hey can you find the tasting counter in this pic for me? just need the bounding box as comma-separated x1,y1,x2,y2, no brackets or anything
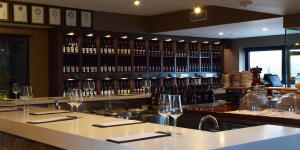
1,106,300,150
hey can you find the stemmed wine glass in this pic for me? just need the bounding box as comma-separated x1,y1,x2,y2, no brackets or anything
27,86,33,110
169,95,183,137
158,94,171,133
73,89,83,118
12,83,20,101
20,86,29,110
67,89,75,117
83,81,90,97
142,80,148,94
90,81,95,97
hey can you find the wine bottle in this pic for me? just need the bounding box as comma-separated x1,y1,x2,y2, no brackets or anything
63,59,66,72
117,41,120,54
111,41,115,54
85,39,89,54
82,39,85,54
66,59,70,72
90,60,94,73
124,41,128,55
108,40,111,54
70,38,74,53
100,40,104,54
75,38,79,53
75,59,79,72
121,41,124,55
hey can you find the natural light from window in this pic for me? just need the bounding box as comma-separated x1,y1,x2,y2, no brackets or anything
250,50,282,80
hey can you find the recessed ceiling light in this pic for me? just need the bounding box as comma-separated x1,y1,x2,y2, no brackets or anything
296,43,300,46
166,39,171,41
68,32,74,35
219,32,224,35
214,42,220,44
203,41,209,43
137,37,143,40
105,35,111,38
194,3,201,13
191,41,197,43
134,0,139,5
152,38,158,40
87,34,93,36
122,36,127,39
263,28,268,31
179,40,184,42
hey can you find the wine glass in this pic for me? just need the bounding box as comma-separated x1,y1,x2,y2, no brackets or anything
67,89,75,117
20,86,29,110
83,81,90,97
142,80,147,94
12,83,20,101
169,95,183,137
146,80,151,94
73,89,83,118
158,94,171,133
27,86,33,110
90,81,95,97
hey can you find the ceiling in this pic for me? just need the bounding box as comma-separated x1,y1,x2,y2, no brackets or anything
14,0,300,16
156,17,285,39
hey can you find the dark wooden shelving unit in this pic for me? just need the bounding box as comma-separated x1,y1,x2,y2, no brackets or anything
48,28,225,97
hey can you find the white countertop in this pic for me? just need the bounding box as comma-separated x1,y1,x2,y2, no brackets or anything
0,106,300,150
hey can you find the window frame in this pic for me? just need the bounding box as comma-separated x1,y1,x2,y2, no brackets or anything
244,45,286,85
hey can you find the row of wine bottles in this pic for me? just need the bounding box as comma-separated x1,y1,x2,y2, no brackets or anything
212,45,221,57
176,43,187,57
149,59,160,72
63,58,80,73
150,80,214,105
212,61,222,72
201,45,210,57
82,38,97,54
63,37,79,54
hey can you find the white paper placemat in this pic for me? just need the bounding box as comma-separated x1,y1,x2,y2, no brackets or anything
93,120,144,127
107,132,170,143
27,117,75,124
30,110,70,115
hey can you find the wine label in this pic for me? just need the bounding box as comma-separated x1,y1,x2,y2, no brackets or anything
108,89,111,95
63,66,65,72
108,66,111,72
66,47,70,53
71,47,74,53
86,48,89,54
104,48,107,54
94,66,97,72
66,66,70,72
128,49,130,55
120,66,123,72
82,48,85,53
100,90,104,95
104,90,108,95
117,49,120,54
111,90,114,95
108,48,111,54
100,48,103,54
118,89,120,94
63,47,65,53
89,48,93,53
75,47,79,53
127,90,130,94
112,66,115,72
128,66,131,72
76,66,79,72
94,91,97,95
82,66,85,72
90,66,94,72
86,66,90,72
93,48,97,54
112,48,115,54
121,90,124,94
82,91,85,97
100,66,103,72
86,91,89,96
104,66,107,72
124,66,127,72
121,49,124,54
124,49,127,55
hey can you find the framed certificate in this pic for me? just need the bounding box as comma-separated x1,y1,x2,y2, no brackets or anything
80,10,93,29
12,2,28,24
30,4,45,25
0,1,9,22
64,8,77,27
48,6,62,26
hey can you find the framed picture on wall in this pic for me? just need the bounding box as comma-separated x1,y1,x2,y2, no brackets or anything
12,2,29,24
30,4,45,25
79,9,93,29
0,1,10,22
64,8,77,28
48,6,62,26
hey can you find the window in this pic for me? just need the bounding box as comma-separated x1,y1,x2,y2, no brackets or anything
245,46,286,85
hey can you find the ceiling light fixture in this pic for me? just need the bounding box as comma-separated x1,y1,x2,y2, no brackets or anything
122,36,127,39
203,41,209,44
105,35,111,38
214,42,220,44
134,0,140,5
68,32,74,35
191,41,197,43
179,40,184,42
296,43,300,46
166,39,171,41
87,34,93,36
137,37,143,40
263,28,268,31
152,38,158,40
194,3,201,13
219,32,224,35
